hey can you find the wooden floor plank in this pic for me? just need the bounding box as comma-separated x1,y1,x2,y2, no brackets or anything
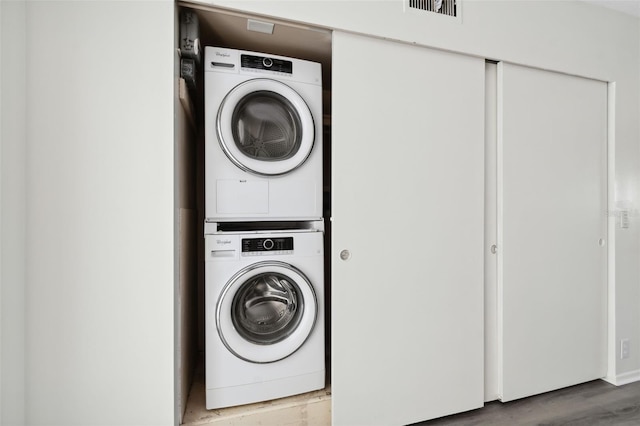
418,380,640,426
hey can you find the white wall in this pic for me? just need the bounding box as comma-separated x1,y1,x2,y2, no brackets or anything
1,0,27,424
21,1,175,424
203,0,640,382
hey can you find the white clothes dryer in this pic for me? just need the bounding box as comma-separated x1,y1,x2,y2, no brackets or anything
205,229,325,409
204,46,323,222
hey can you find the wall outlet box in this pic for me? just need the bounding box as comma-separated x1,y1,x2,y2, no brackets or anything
620,210,630,229
621,339,631,359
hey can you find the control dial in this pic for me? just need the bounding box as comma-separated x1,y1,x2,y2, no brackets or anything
263,239,274,250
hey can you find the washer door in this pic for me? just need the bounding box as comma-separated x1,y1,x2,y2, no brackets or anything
216,261,318,363
216,79,315,176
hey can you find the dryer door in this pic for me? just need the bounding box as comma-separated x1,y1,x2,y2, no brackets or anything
216,79,315,176
216,260,318,363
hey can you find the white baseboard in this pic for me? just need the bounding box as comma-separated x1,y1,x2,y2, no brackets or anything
603,370,640,386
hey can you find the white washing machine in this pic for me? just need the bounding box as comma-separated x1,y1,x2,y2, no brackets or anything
205,229,325,409
204,46,323,222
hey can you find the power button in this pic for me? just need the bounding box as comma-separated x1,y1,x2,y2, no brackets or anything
263,57,273,68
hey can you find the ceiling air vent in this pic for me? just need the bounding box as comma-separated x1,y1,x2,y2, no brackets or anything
408,0,457,17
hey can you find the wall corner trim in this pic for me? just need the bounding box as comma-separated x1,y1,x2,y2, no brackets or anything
603,370,640,386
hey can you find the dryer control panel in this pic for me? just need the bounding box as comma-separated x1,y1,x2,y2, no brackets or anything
241,54,293,74
242,237,293,256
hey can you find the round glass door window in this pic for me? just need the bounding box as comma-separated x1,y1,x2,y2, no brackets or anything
217,79,315,176
231,92,302,162
216,261,318,363
232,271,304,345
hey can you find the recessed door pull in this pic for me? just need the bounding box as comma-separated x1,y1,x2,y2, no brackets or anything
490,244,498,254
340,250,351,261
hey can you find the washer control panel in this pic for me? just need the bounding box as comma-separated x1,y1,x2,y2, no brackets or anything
241,237,294,256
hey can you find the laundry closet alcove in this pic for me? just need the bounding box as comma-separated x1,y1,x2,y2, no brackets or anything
176,3,333,424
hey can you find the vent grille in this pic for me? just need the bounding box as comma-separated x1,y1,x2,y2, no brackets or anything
408,0,457,17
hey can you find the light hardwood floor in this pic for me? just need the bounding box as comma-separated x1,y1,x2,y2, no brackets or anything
417,380,640,426
181,360,331,425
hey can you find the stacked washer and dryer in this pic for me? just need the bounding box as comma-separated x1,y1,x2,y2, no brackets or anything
203,46,325,409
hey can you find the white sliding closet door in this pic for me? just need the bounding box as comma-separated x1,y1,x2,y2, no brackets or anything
497,63,607,402
331,31,485,425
